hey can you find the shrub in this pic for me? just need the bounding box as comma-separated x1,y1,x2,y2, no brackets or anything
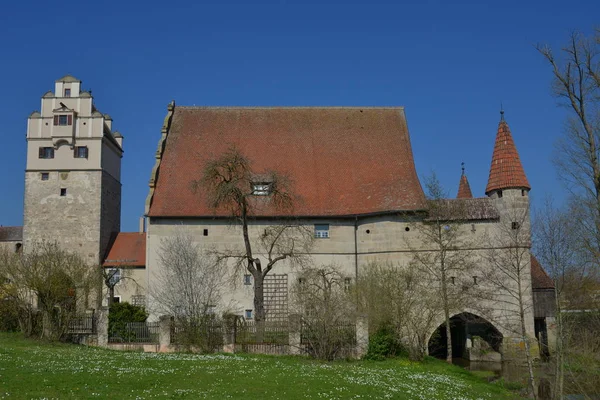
364,324,404,360
108,302,148,340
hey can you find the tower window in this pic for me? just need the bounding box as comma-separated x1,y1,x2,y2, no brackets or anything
60,188,67,196
245,309,253,320
54,115,72,126
203,229,208,236
38,147,54,159
497,190,503,198
74,146,88,158
243,274,252,285
344,277,352,292
314,224,330,238
41,172,49,181
473,276,478,285
511,222,521,230
64,88,71,97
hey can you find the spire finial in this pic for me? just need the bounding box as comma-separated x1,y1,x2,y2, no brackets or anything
461,162,465,176
500,103,505,121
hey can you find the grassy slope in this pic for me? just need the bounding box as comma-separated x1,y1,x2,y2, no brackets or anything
0,333,517,400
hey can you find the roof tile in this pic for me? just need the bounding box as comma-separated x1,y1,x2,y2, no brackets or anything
485,119,530,195
148,107,427,217
103,233,146,267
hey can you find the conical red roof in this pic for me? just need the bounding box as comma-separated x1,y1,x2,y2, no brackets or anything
485,118,530,195
457,173,473,199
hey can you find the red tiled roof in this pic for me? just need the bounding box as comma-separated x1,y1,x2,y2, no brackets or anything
485,119,530,195
531,255,554,289
456,174,473,199
103,233,146,267
148,107,427,217
0,226,22,242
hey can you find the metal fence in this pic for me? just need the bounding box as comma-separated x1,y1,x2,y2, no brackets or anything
235,320,290,345
67,314,96,334
171,319,223,351
109,321,159,343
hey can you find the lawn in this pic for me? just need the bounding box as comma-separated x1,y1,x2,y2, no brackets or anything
0,333,518,399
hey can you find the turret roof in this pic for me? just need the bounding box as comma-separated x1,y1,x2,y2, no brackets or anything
485,115,530,195
457,170,473,199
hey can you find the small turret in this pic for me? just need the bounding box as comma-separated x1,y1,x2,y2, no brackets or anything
456,162,473,199
485,110,530,198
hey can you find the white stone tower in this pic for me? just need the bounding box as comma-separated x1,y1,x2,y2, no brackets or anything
23,75,123,269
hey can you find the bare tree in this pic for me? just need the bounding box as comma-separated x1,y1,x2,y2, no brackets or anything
199,147,314,324
290,264,356,360
356,261,443,361
150,232,226,349
534,199,600,399
102,267,140,307
484,209,537,399
410,174,478,363
0,242,96,340
537,30,600,267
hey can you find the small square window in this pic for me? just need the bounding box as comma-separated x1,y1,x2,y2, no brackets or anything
252,182,271,196
38,147,54,159
59,115,68,126
314,224,329,238
497,190,503,198
64,88,71,97
54,114,72,126
298,277,306,285
60,188,67,196
243,274,252,285
344,277,352,292
511,222,520,230
74,146,88,158
203,229,208,236
473,276,478,285
245,309,253,320
450,276,456,285
41,172,49,181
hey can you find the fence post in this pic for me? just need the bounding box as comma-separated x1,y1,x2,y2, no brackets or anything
289,314,302,355
356,314,369,359
222,314,236,353
158,315,172,352
96,307,109,348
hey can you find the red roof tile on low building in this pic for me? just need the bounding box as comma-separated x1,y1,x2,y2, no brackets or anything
531,255,554,289
457,174,473,199
0,226,22,242
485,117,530,195
103,233,146,267
147,107,427,217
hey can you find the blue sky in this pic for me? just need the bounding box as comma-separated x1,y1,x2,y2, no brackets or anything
0,0,598,232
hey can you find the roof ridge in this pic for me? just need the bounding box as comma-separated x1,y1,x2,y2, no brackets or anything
176,106,406,110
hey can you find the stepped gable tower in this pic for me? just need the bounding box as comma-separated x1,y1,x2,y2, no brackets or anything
456,163,473,199
23,75,123,267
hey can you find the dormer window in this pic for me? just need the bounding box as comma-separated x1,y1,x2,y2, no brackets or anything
54,115,72,126
64,88,71,97
252,182,271,196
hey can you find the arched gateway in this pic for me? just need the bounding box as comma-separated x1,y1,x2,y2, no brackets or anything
428,312,503,361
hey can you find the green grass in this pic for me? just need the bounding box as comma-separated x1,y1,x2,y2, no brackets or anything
0,333,518,399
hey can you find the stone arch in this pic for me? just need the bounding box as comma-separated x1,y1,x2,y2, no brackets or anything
427,311,503,361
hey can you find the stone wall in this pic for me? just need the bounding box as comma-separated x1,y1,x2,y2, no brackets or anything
23,170,103,266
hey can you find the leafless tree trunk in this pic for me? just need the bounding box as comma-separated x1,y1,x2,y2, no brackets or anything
291,265,356,360
410,174,478,363
199,147,313,326
484,209,537,399
150,232,226,350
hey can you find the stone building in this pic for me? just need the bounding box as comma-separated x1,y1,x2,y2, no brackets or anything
21,75,123,307
8,76,556,359
143,104,548,359
0,226,23,254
